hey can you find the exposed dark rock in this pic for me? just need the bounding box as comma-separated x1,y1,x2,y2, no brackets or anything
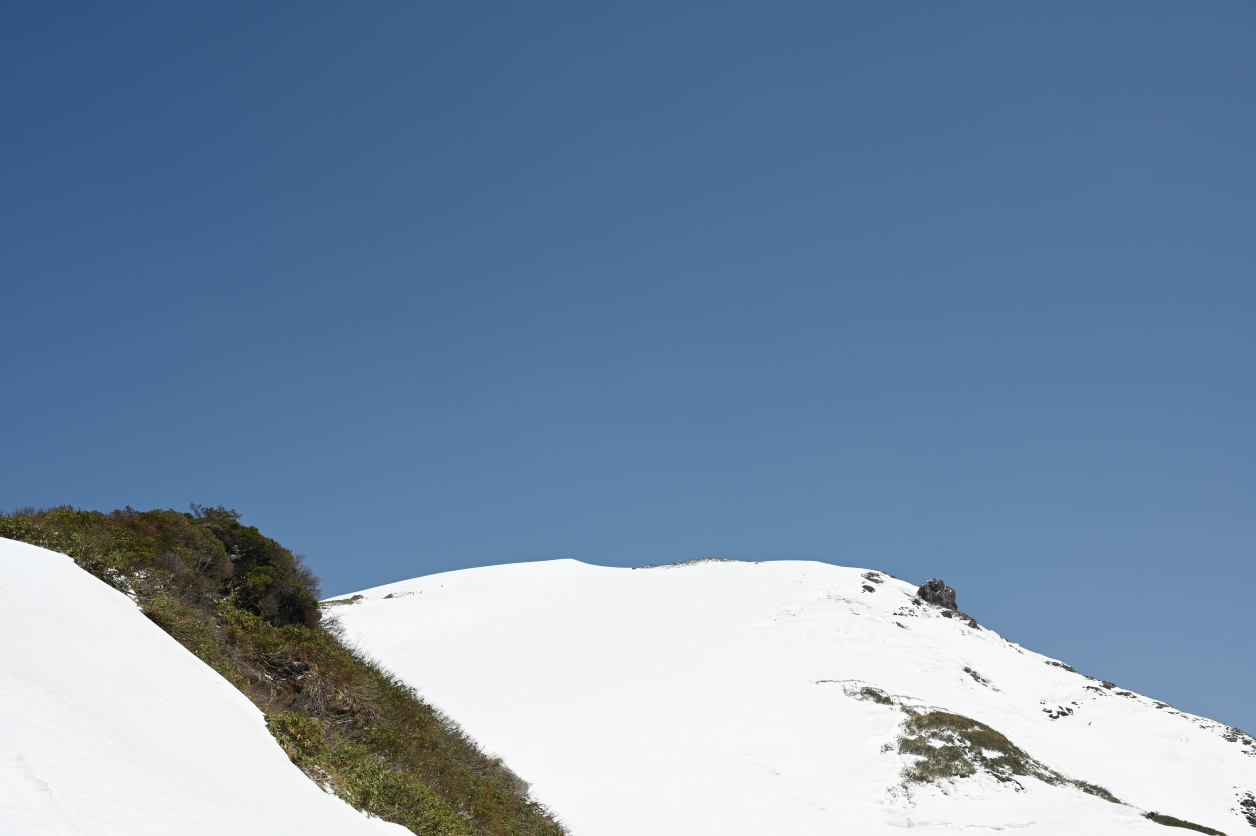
1238,790,1255,827
917,578,957,611
862,584,876,593
963,666,992,687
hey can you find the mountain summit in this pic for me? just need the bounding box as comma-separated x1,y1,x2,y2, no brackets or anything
330,558,1256,836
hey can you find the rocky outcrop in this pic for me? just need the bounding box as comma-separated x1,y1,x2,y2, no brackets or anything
917,578,957,611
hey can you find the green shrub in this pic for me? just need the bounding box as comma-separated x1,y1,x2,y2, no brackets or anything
1,506,564,836
1143,812,1226,834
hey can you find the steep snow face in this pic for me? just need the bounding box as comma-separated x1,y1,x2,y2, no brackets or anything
0,538,407,836
332,559,1256,836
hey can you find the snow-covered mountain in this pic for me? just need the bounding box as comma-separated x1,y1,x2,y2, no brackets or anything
331,558,1256,836
0,537,407,836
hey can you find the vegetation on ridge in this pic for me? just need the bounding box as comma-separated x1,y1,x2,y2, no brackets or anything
896,709,1118,802
841,682,1229,834
1142,812,1227,835
0,505,565,836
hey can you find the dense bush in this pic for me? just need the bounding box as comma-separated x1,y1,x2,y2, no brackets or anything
0,506,565,836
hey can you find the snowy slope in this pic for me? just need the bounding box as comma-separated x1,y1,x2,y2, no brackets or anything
331,559,1256,836
0,537,407,836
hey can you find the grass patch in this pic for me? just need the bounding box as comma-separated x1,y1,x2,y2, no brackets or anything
895,709,1119,802
834,681,897,706
1144,812,1227,834
856,686,895,705
898,711,1038,785
1,506,564,836
323,594,365,606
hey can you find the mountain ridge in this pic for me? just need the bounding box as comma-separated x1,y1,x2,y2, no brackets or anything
331,558,1256,836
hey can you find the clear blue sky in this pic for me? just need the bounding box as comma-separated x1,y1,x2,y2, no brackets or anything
2,3,1253,732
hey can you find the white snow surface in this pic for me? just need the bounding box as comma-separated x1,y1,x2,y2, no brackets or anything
331,558,1256,836
0,537,410,836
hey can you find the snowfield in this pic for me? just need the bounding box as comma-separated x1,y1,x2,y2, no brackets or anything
0,537,407,836
331,558,1256,836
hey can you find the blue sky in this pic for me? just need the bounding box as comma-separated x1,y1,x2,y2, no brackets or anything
2,3,1253,731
